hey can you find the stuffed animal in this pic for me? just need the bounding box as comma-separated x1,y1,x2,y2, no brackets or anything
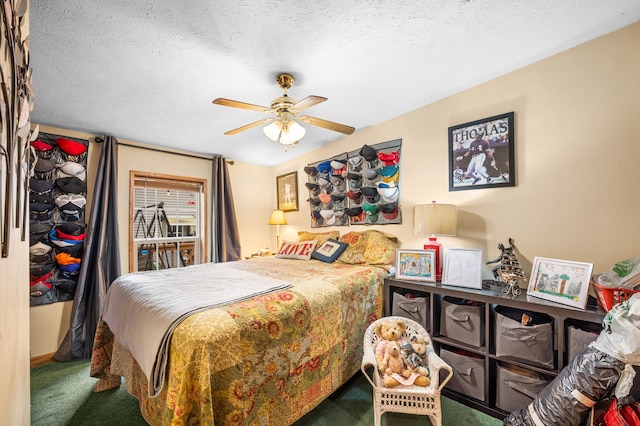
374,319,429,387
401,333,431,382
374,319,407,370
383,340,412,383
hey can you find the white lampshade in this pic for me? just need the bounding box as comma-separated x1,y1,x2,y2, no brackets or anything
263,121,284,141
268,209,287,225
263,119,306,146
414,202,458,236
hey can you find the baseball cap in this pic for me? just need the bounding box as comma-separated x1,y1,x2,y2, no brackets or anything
348,155,363,172
344,206,364,222
360,187,380,203
379,202,399,220
56,137,87,156
359,145,377,162
56,162,86,181
362,203,379,222
303,166,318,177
316,161,332,174
346,190,362,204
55,177,87,194
378,151,399,166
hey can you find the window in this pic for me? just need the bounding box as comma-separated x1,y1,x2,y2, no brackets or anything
130,172,207,272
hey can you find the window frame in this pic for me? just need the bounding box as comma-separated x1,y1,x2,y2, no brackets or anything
129,171,208,272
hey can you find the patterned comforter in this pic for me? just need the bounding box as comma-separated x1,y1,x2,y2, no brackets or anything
90,257,388,425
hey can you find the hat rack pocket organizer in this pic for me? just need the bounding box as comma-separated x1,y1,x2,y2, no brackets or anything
28,132,89,306
304,139,402,228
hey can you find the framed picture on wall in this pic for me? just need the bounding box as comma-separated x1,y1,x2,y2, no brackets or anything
448,112,515,191
276,171,299,212
527,257,593,309
395,249,437,282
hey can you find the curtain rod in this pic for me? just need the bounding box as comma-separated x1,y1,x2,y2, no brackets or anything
94,137,235,165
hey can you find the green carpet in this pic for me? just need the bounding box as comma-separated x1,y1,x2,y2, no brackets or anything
31,360,502,425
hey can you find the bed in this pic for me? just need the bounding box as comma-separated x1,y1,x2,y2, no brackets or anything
90,230,397,425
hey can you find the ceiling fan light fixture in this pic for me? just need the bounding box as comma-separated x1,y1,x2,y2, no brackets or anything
264,119,305,146
280,120,305,145
263,120,283,141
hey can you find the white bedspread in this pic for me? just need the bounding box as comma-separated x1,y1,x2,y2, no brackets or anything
101,261,291,397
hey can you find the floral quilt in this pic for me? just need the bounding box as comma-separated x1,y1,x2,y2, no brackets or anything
90,257,388,425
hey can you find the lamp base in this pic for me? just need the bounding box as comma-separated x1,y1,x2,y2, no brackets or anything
424,237,443,281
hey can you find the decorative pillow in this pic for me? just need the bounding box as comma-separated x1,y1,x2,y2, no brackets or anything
275,240,318,260
336,230,398,265
297,230,340,245
311,238,349,263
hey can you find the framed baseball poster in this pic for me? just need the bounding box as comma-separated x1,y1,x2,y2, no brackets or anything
448,112,515,191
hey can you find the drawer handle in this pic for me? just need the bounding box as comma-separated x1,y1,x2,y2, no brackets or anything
505,380,540,399
446,311,470,322
452,365,474,377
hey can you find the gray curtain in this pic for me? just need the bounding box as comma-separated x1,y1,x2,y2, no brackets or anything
211,156,241,262
54,136,121,361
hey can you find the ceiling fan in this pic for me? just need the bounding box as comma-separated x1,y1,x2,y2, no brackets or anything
212,73,355,147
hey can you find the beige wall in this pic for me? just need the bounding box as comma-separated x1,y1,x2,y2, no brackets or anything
272,22,640,277
0,218,30,424
0,4,31,423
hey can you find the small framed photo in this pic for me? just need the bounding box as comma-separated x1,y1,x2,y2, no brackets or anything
442,248,483,289
449,112,515,191
527,257,593,309
395,249,437,282
276,171,299,212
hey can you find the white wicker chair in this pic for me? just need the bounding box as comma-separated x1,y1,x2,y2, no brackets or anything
361,316,453,426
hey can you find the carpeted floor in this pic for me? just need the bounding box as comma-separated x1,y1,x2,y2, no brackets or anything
31,360,503,425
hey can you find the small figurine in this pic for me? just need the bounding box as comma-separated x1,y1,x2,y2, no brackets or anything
486,238,525,296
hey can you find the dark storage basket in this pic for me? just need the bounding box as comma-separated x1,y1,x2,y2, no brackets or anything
494,306,554,368
392,291,429,330
440,347,485,401
495,362,551,413
440,296,485,347
567,320,601,363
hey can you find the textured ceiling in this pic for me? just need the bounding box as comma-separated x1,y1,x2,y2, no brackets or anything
30,1,640,166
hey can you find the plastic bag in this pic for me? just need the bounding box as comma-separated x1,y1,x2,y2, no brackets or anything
592,293,640,365
503,346,626,426
596,256,640,289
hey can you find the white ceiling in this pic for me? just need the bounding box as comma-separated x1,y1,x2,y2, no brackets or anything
29,1,640,166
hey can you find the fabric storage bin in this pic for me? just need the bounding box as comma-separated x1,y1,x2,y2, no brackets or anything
392,291,428,329
567,321,601,363
494,306,554,368
495,362,551,413
440,296,485,347
440,347,485,401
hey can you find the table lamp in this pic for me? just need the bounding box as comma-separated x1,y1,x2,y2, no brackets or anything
414,202,458,281
268,209,287,251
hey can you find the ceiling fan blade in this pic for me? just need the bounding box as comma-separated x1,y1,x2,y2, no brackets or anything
224,118,273,135
298,115,355,135
212,98,270,113
290,95,327,112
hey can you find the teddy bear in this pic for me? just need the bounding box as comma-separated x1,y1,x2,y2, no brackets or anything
374,319,407,369
374,319,429,387
400,333,431,384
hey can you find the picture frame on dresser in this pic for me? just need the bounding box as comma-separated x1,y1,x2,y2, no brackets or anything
448,111,515,191
395,249,437,282
442,248,483,289
527,256,593,309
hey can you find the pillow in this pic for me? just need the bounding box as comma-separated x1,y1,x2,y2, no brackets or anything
311,238,349,263
275,240,318,260
336,230,398,265
297,230,340,245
